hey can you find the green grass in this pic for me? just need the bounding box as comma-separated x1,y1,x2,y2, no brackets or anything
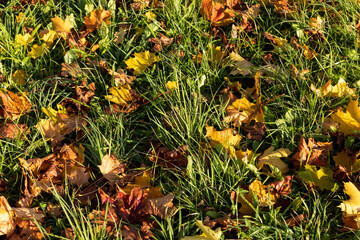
1,0,360,239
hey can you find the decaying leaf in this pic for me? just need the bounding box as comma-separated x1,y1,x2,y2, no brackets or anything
298,165,336,190
108,68,135,86
242,122,267,141
0,90,31,120
310,78,355,98
61,62,82,78
148,33,174,52
269,175,293,197
285,214,306,227
145,193,176,219
0,196,15,237
124,51,161,75
331,100,360,135
257,146,291,173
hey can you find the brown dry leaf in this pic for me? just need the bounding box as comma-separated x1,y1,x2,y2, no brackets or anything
130,0,151,10
0,123,28,140
148,145,188,168
108,68,136,86
285,214,306,227
148,33,174,52
68,166,89,187
145,193,176,219
0,196,15,237
200,0,236,26
84,9,111,31
242,122,267,141
332,165,351,182
0,90,31,120
262,0,293,16
224,96,264,127
36,113,87,143
290,137,332,169
269,175,293,198
310,78,355,98
98,154,126,182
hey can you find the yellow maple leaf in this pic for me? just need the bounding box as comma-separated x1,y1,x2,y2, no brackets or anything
338,182,360,229
224,97,264,127
298,165,336,190
51,15,74,38
16,12,27,23
28,43,48,59
40,29,58,44
205,125,241,155
15,33,34,46
181,220,223,240
331,100,360,135
333,151,360,173
124,51,161,75
122,171,164,199
41,105,67,124
12,70,26,86
257,146,291,173
104,85,133,106
310,78,355,98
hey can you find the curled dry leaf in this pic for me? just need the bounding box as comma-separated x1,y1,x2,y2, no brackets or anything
0,196,15,237
290,137,332,168
0,90,31,120
269,175,293,197
332,165,351,182
338,182,360,229
310,78,355,98
145,193,176,219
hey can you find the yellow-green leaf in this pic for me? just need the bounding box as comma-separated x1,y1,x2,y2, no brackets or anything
331,100,360,135
124,51,161,75
298,165,336,190
28,43,48,59
12,70,26,86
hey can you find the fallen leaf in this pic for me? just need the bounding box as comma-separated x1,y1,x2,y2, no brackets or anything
98,154,126,182
333,151,360,173
148,145,188,168
269,175,293,197
205,126,241,155
84,9,111,31
229,52,254,76
332,165,351,182
51,15,74,35
310,78,355,98
108,68,135,86
193,45,227,66
290,137,332,168
28,43,48,59
40,29,58,44
0,123,28,140
303,44,317,60
12,70,27,86
130,0,151,10
298,165,336,190
104,84,134,107
148,33,174,52
15,33,34,46
145,11,156,22
200,0,235,27
181,220,223,240
331,100,360,135
124,51,161,75
224,96,264,127
257,146,291,173
61,62,82,78
285,214,306,227
0,196,15,237
242,122,267,141
0,90,31,120
145,193,176,219
338,182,360,229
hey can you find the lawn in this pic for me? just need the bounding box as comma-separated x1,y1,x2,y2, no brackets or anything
0,0,360,239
